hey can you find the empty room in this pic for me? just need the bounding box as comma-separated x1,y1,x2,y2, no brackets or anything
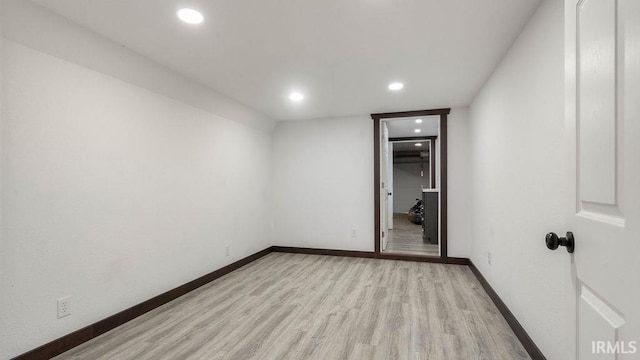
1,0,639,359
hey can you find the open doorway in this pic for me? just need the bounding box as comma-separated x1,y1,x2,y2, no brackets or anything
385,138,438,256
372,108,450,259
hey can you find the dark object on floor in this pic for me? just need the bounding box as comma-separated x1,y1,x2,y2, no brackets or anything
423,191,439,244
407,199,423,224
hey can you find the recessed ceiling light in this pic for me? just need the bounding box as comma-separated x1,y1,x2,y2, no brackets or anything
415,119,423,124
289,92,304,102
177,8,204,24
414,129,421,133
415,143,423,147
388,82,404,91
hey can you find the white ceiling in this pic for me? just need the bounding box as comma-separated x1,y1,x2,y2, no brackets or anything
393,141,431,152
386,116,439,137
31,0,541,121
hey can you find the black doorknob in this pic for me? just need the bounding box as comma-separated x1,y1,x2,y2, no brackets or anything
545,232,575,253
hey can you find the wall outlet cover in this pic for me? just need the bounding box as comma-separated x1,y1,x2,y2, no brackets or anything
57,296,71,319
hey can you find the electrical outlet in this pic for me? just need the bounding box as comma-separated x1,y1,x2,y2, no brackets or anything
225,245,230,257
351,228,358,237
57,296,71,319
487,252,492,265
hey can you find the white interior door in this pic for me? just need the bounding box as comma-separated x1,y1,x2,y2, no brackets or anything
565,0,640,359
387,141,394,230
381,122,390,251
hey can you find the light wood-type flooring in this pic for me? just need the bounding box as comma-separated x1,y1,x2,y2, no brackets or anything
384,213,439,256
53,253,530,360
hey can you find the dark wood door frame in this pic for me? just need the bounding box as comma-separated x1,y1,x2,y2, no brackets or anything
372,108,450,259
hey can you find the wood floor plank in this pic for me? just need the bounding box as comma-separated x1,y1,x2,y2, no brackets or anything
52,253,530,360
384,213,439,256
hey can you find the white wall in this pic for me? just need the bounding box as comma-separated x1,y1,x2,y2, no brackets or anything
272,109,471,258
0,7,4,345
467,0,567,359
0,2,274,358
393,163,429,213
271,116,375,251
0,0,275,132
447,107,471,258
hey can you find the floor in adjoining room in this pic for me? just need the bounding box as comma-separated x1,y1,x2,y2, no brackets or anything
384,213,439,256
53,253,530,360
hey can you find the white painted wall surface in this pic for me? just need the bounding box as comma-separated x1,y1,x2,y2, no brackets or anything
0,6,4,347
0,0,275,132
446,107,471,258
272,109,471,258
271,116,375,252
467,0,567,359
0,3,274,358
393,163,429,213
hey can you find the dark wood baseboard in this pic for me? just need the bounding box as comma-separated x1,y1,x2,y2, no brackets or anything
271,246,470,265
376,253,470,265
271,246,374,258
12,247,273,360
468,260,547,360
